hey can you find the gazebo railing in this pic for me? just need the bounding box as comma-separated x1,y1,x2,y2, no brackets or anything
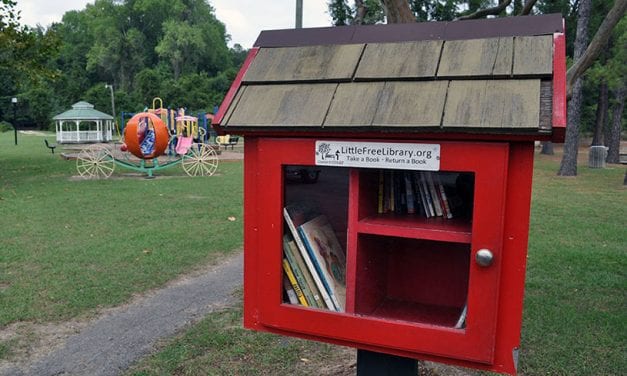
57,130,112,143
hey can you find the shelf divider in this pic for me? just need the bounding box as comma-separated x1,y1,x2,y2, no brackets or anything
357,214,472,244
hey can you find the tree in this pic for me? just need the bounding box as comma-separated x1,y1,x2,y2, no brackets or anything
329,0,353,25
0,0,60,127
604,16,626,164
327,0,384,25
155,20,206,80
559,0,626,175
456,0,512,20
606,85,625,164
557,0,591,176
565,0,627,99
380,0,416,22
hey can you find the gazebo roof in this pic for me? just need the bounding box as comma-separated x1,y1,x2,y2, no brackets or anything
53,101,113,121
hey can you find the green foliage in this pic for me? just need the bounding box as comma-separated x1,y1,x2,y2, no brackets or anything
328,0,353,25
0,120,12,132
155,20,207,79
410,0,461,21
1,0,19,30
0,0,243,130
21,83,59,129
0,1,61,105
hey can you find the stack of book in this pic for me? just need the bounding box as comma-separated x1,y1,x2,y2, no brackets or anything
378,170,459,219
282,204,346,312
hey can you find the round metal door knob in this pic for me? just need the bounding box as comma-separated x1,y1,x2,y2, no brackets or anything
475,249,494,267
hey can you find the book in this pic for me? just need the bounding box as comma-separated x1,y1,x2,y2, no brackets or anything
283,236,315,307
284,235,324,308
377,170,384,214
412,172,429,218
283,205,336,310
404,171,415,214
425,172,443,217
297,215,347,312
419,172,435,217
388,170,395,213
282,258,309,306
393,171,403,213
455,303,468,329
435,174,453,219
288,238,325,309
283,276,299,305
434,176,448,218
383,170,391,213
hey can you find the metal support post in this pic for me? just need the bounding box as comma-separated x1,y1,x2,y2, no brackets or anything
356,350,418,376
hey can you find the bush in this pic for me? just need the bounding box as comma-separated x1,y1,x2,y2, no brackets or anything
0,121,13,132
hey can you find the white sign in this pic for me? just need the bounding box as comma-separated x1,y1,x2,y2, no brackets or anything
315,141,440,171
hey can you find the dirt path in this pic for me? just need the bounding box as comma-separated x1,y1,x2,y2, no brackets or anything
0,249,476,376
1,252,243,376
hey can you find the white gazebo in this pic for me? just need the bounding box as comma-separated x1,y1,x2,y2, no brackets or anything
53,101,114,143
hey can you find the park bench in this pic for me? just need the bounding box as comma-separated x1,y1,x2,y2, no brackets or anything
216,135,240,150
44,139,57,154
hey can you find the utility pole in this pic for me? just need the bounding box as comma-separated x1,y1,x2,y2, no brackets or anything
105,84,116,120
296,0,303,28
11,97,17,145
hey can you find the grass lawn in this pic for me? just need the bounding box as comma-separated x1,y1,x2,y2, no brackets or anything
128,147,626,376
0,132,243,331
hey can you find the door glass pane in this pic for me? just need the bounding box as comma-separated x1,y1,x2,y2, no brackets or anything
282,166,349,312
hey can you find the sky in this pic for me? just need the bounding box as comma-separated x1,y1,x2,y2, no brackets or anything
15,0,332,48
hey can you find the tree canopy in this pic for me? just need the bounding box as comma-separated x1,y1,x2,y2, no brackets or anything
1,0,243,129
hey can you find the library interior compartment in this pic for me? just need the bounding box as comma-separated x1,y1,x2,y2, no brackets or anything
282,164,476,329
349,235,470,328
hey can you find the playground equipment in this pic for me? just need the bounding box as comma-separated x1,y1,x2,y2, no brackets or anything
75,111,218,179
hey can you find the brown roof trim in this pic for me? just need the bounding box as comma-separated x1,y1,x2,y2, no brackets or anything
254,13,563,47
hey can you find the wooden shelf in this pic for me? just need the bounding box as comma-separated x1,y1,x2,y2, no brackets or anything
359,299,464,328
357,214,472,244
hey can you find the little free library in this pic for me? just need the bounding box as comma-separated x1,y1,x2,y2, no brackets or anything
213,13,566,376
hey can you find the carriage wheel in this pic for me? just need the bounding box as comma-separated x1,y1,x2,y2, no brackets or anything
182,143,218,177
76,145,115,179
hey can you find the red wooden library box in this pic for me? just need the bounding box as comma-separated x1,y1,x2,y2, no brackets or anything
213,14,566,375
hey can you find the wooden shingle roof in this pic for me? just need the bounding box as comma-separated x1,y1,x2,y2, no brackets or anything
215,14,566,140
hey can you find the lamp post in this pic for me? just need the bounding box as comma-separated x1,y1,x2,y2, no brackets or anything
105,84,116,140
104,84,116,120
295,0,303,28
11,97,17,145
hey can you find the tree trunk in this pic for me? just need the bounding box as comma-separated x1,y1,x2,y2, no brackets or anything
355,0,366,25
520,0,539,15
591,80,609,146
558,0,592,176
589,80,609,168
456,0,513,20
606,85,626,164
566,0,627,99
380,0,415,23
541,141,554,155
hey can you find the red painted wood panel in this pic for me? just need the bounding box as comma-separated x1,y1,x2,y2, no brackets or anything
551,32,567,142
244,138,513,366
